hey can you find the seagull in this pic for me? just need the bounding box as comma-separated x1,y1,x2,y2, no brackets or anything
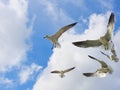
83,55,113,78
72,12,114,50
51,67,75,78
100,41,119,62
44,22,77,49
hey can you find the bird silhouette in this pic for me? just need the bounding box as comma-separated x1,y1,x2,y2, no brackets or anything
44,22,77,49
83,55,113,77
73,12,114,50
51,67,75,78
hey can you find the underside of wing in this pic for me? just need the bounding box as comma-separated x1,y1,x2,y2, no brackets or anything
51,70,61,73
72,39,102,48
83,72,95,77
104,12,114,41
64,67,75,73
54,22,77,39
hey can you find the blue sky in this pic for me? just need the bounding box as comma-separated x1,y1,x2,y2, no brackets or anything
0,0,120,90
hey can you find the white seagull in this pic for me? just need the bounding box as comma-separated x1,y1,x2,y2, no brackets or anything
73,12,114,50
83,55,113,78
44,22,77,49
51,67,75,78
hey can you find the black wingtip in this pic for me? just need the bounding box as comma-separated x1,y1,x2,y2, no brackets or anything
100,51,104,54
88,55,93,59
72,42,76,45
108,12,114,24
111,12,114,17
88,55,97,60
72,67,76,69
72,42,83,48
83,73,93,77
72,22,78,26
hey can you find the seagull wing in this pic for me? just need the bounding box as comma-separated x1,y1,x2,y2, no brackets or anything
51,70,61,74
63,67,75,73
54,22,77,39
88,55,108,68
72,39,102,48
104,12,114,41
83,72,96,77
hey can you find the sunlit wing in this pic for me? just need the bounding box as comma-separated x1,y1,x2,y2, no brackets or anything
72,39,102,48
51,70,61,73
54,22,77,39
88,55,108,68
104,12,114,41
63,67,75,73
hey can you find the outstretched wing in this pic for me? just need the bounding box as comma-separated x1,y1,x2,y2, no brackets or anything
72,39,102,48
54,22,77,39
51,70,61,74
88,55,108,68
63,67,75,73
83,72,96,77
104,12,114,41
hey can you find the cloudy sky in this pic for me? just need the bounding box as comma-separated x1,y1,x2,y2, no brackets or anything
0,0,120,90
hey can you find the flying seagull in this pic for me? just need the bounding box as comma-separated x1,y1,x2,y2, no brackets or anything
51,67,75,78
83,55,113,78
72,12,114,50
100,41,119,62
44,22,77,49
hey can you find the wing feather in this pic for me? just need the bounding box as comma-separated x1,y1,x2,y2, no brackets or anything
83,73,95,77
72,39,102,48
54,22,77,39
104,12,114,41
88,55,108,68
51,70,61,73
63,67,75,73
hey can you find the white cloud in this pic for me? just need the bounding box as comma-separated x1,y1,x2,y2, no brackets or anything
32,12,120,90
19,63,42,84
98,0,114,10
0,0,32,72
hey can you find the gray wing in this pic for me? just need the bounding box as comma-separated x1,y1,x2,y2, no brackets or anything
72,39,102,48
51,70,61,74
83,72,96,77
104,12,114,41
54,22,77,39
88,55,108,68
63,67,75,73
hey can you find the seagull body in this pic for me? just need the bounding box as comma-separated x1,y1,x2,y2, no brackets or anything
73,13,114,50
83,55,113,78
44,22,77,49
51,67,75,78
100,42,119,62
